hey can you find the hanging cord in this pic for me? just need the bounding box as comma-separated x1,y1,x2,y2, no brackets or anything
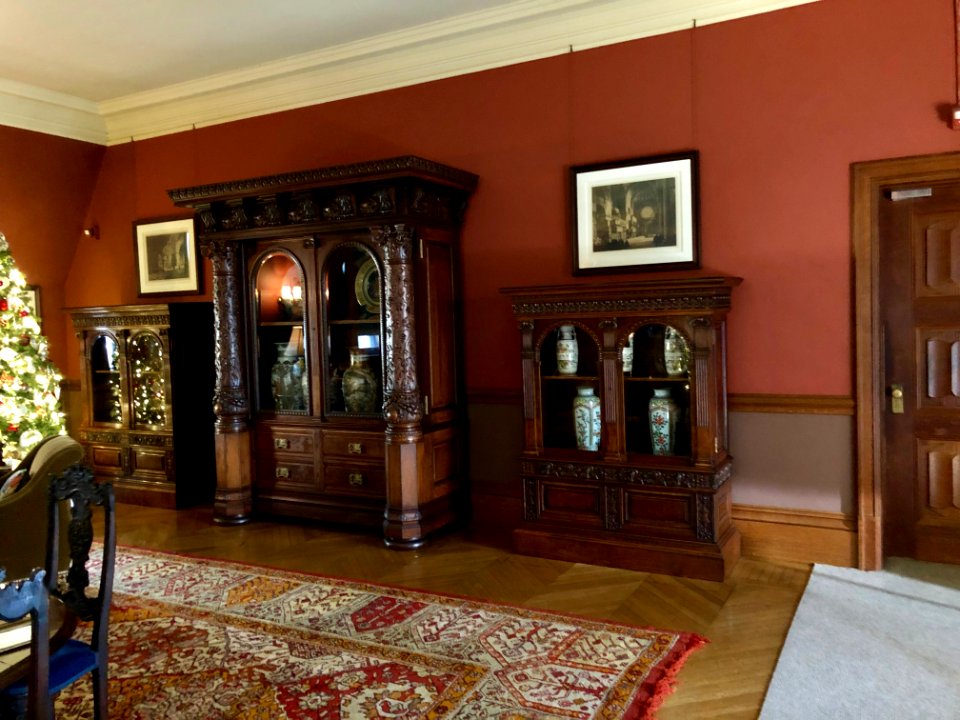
954,0,960,128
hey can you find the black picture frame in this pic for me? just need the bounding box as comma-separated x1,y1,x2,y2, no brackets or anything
570,151,700,274
133,217,201,296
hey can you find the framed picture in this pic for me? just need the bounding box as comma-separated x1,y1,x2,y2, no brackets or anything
22,284,40,321
133,217,201,296
570,151,699,274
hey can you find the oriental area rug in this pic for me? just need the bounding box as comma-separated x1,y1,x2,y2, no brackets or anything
55,547,705,719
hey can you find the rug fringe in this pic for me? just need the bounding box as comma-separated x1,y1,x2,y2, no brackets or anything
629,633,709,720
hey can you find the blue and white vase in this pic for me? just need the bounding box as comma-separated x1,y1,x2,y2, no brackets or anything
556,325,578,375
649,387,678,455
573,386,601,452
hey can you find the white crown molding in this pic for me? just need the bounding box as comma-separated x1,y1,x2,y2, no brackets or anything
0,79,105,145
0,0,818,146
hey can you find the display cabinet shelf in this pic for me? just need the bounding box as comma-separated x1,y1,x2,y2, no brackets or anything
503,276,741,581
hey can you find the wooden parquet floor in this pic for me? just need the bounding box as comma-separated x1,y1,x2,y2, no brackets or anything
113,503,810,719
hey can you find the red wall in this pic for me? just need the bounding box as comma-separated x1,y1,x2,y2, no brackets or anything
0,126,102,369
59,0,960,392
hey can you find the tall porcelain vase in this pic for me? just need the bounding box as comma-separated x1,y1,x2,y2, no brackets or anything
573,386,601,452
556,325,578,375
648,387,678,456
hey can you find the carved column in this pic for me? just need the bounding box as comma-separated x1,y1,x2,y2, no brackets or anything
201,237,253,524
371,224,425,548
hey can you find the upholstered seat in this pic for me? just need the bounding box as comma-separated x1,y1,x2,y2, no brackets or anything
0,436,83,582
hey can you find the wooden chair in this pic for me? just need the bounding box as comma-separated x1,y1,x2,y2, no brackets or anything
0,464,115,719
0,568,52,720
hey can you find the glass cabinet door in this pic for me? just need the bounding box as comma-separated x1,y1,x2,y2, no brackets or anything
253,250,308,413
90,333,122,425
622,323,691,457
538,323,601,452
128,330,167,428
322,244,382,416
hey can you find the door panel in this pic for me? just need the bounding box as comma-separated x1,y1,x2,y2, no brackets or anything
881,182,960,564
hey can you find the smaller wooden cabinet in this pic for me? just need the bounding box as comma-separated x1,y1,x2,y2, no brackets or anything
71,304,216,508
502,276,741,581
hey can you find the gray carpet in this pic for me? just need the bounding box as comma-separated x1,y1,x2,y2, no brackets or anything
759,558,960,719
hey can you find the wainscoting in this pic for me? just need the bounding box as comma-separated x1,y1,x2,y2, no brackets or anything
467,391,858,568
60,380,858,567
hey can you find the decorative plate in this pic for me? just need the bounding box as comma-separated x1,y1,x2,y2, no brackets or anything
354,258,381,315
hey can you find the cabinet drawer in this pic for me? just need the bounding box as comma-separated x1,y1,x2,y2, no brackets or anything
323,463,385,497
131,446,171,478
258,426,315,456
256,459,319,493
526,478,605,528
90,445,123,471
321,430,384,460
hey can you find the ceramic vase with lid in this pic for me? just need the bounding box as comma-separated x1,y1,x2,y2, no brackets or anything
663,326,688,377
573,385,601,452
342,347,379,413
270,343,306,411
648,387,678,456
556,325,579,375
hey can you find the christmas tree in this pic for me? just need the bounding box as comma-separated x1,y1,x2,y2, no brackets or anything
0,232,65,464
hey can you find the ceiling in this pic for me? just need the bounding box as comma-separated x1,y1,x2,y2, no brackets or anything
0,0,816,146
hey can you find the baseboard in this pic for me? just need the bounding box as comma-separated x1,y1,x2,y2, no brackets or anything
732,503,857,567
472,493,857,569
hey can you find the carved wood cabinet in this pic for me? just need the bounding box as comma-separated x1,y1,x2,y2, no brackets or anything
71,303,216,508
502,276,741,580
169,156,477,547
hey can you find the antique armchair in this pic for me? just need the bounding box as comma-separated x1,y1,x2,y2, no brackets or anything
0,436,84,582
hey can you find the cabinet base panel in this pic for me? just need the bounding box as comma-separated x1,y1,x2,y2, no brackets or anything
512,525,741,582
255,496,383,529
110,478,177,509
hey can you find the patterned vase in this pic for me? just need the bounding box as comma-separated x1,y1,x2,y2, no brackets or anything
663,326,688,377
573,386,601,452
648,387,678,456
270,343,305,411
556,325,579,375
342,347,378,413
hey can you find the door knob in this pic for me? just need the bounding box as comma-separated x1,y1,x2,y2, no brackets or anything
889,384,904,414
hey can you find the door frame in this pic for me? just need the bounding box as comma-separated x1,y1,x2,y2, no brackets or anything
853,151,960,570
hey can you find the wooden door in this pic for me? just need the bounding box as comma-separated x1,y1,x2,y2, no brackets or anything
879,180,960,563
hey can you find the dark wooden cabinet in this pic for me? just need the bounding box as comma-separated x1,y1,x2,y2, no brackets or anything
71,303,216,508
502,276,741,580
169,156,477,547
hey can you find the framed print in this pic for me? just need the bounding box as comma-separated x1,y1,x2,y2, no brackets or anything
571,151,699,274
134,217,201,296
23,284,40,320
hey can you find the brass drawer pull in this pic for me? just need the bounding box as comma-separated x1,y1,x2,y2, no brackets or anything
348,472,364,487
275,466,290,479
274,438,289,450
348,442,363,455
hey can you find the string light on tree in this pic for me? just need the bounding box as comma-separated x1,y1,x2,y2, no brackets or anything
0,232,65,463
